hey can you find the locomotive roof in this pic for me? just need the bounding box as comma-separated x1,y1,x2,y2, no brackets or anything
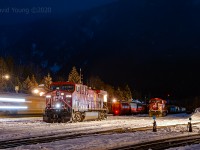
51,81,75,85
150,98,166,101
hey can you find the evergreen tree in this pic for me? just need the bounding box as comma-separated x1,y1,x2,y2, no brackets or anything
68,66,81,83
22,76,33,93
31,75,38,88
5,56,14,74
123,85,132,102
13,77,22,93
115,87,125,101
44,73,52,91
88,76,105,90
0,57,8,91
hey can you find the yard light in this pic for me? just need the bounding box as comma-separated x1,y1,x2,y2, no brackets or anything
32,89,39,94
2,74,10,80
39,92,45,96
112,99,116,103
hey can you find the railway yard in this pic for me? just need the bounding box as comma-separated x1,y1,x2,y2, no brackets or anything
1,113,200,149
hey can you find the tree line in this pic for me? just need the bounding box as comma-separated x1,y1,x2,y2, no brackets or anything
0,57,135,102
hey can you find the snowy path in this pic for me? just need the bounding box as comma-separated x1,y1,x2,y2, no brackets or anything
1,113,200,149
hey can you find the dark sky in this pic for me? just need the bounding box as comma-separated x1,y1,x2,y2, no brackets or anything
0,0,118,25
1,0,200,99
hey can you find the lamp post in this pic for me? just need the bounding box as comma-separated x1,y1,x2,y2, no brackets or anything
0,74,10,92
2,74,10,80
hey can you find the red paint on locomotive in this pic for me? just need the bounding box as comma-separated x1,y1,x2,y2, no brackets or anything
149,98,167,117
43,82,108,123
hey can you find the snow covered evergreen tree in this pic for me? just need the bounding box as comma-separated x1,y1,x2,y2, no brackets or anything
22,76,33,93
115,87,125,101
68,66,81,83
123,85,132,102
31,75,38,88
44,73,52,91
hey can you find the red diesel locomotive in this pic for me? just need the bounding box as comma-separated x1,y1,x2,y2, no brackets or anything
149,98,167,117
43,82,108,123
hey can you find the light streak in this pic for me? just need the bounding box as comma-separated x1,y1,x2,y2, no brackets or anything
0,97,25,102
0,106,28,109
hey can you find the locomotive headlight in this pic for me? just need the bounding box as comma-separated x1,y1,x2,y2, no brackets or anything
104,95,107,102
66,95,71,98
55,103,61,109
46,95,51,98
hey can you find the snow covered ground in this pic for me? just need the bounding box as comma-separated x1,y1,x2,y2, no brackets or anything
1,112,200,150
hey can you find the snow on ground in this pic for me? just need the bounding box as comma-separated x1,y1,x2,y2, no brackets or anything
1,112,200,150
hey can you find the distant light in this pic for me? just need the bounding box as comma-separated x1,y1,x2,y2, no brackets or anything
0,98,25,103
112,99,117,103
0,106,28,109
66,95,71,98
3,74,10,80
61,92,64,96
39,92,45,96
33,89,39,94
46,95,51,98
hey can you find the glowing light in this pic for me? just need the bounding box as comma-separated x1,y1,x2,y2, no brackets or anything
39,92,45,96
66,95,71,98
46,95,51,98
3,74,10,80
0,106,28,109
61,93,64,96
33,89,39,94
104,95,107,102
115,110,118,114
0,98,25,102
55,103,61,108
112,99,116,103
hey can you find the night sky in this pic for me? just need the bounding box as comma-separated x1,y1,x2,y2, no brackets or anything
1,0,200,99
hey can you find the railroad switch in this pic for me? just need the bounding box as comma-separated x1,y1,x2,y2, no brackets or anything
187,117,192,132
152,116,157,132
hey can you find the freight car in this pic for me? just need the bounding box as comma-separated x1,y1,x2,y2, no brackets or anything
43,82,108,123
168,105,186,114
112,101,146,116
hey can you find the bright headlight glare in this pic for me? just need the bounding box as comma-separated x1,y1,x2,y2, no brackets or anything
61,93,64,96
66,95,71,98
55,103,61,108
46,95,51,98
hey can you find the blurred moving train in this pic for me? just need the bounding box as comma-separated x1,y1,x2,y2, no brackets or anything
0,94,45,115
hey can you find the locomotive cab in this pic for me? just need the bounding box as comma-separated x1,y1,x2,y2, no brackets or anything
43,86,74,123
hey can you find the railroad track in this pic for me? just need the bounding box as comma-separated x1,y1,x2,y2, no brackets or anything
1,122,200,149
110,133,200,150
